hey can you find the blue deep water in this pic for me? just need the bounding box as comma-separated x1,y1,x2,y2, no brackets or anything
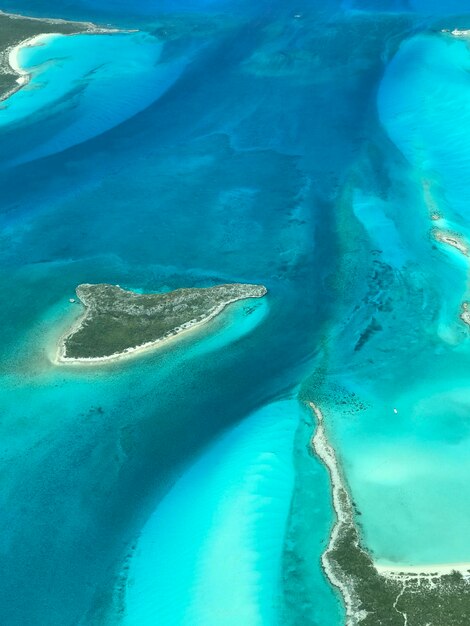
3,1,470,625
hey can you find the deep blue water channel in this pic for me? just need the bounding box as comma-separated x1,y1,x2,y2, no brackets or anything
1,0,469,624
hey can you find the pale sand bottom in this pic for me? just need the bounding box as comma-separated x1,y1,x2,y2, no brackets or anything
309,400,470,603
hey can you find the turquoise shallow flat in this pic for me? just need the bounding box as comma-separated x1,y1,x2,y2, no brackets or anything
1,1,470,624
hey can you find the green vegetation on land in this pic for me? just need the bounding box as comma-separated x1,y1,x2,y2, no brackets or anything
299,371,470,626
62,282,267,360
330,516,470,625
0,11,92,101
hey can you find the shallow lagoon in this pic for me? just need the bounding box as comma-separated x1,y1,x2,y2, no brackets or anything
318,26,470,567
1,1,470,624
0,7,340,621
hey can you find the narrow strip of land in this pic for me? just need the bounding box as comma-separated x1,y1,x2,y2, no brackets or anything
309,401,470,625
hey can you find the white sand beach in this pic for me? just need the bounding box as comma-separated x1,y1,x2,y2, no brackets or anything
432,228,469,257
376,562,470,576
55,293,265,366
6,33,59,93
309,402,367,626
2,21,124,103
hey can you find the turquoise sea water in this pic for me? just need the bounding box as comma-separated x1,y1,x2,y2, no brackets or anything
2,1,470,624
0,31,186,165
334,27,470,565
123,400,298,626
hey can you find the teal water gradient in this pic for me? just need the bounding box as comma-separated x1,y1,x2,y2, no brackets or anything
1,2,470,624
0,9,340,622
123,400,298,625
314,26,470,567
0,31,185,165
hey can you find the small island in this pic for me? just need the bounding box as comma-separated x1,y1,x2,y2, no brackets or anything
432,228,469,257
57,282,267,363
460,302,470,327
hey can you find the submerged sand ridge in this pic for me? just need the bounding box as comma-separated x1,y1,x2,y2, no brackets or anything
57,282,267,363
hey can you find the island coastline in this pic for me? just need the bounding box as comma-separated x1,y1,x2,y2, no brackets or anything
0,11,125,103
432,227,469,257
309,400,470,624
460,302,470,327
309,401,368,625
376,562,470,576
5,33,57,100
56,283,267,365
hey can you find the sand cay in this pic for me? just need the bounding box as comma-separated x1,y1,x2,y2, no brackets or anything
460,302,470,327
57,282,267,364
432,228,469,257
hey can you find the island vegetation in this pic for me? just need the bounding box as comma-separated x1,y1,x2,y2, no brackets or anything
58,282,267,362
307,400,470,626
0,11,101,101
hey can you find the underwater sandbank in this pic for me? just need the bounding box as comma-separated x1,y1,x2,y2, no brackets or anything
121,399,298,626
